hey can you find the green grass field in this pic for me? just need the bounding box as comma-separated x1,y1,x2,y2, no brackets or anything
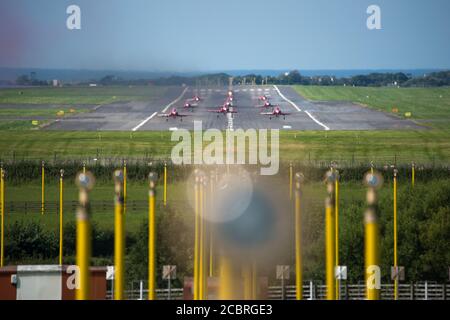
0,108,90,130
0,130,448,164
4,178,363,233
294,85,450,128
0,108,89,117
0,85,170,105
5,182,187,233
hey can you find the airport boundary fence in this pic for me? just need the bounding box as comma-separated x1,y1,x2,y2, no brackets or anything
109,282,450,300
0,158,449,184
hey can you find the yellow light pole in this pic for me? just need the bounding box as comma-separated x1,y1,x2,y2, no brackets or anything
123,161,127,215
113,170,125,300
289,162,293,200
251,261,258,300
324,170,336,300
75,171,95,300
0,166,5,267
199,176,206,300
334,168,340,299
218,253,234,300
209,171,214,278
82,162,86,174
193,174,200,300
148,172,157,300
59,169,64,266
202,176,209,300
411,162,415,188
363,171,383,300
393,168,398,300
163,162,167,206
41,161,45,215
243,264,252,300
295,172,304,300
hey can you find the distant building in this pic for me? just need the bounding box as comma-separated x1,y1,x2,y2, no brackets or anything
89,83,98,87
0,265,107,300
52,79,59,87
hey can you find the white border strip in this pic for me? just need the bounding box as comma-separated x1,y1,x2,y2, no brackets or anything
273,85,301,111
227,110,234,131
131,112,157,131
162,87,189,112
304,110,330,131
132,87,188,131
274,85,330,131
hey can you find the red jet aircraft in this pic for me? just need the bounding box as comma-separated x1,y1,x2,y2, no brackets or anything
208,104,238,116
260,106,290,119
257,101,274,108
187,95,201,102
183,102,196,111
158,108,190,121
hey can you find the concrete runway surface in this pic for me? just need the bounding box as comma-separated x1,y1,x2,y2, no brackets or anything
44,85,421,131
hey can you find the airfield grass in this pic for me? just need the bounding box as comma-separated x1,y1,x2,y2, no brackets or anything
0,121,39,130
5,179,363,233
0,108,89,117
5,181,191,233
0,108,90,130
294,85,450,128
0,85,170,105
0,130,449,164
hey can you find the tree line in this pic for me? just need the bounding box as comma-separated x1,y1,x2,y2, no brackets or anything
15,70,450,88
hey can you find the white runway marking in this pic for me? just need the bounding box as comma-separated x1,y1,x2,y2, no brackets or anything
227,109,234,131
273,85,330,131
304,111,330,131
131,112,158,132
162,87,189,112
132,87,188,131
273,85,301,111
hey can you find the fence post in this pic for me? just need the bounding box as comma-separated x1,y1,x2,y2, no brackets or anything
168,275,172,300
139,280,144,300
345,282,349,300
410,282,414,300
130,281,133,300
443,283,446,300
425,281,428,300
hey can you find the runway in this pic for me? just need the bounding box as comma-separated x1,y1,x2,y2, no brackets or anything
45,86,186,131
44,85,422,131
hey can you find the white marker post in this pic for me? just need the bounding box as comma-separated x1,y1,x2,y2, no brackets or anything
163,265,177,300
276,265,290,300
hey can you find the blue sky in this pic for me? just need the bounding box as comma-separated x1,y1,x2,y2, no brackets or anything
1,0,449,71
